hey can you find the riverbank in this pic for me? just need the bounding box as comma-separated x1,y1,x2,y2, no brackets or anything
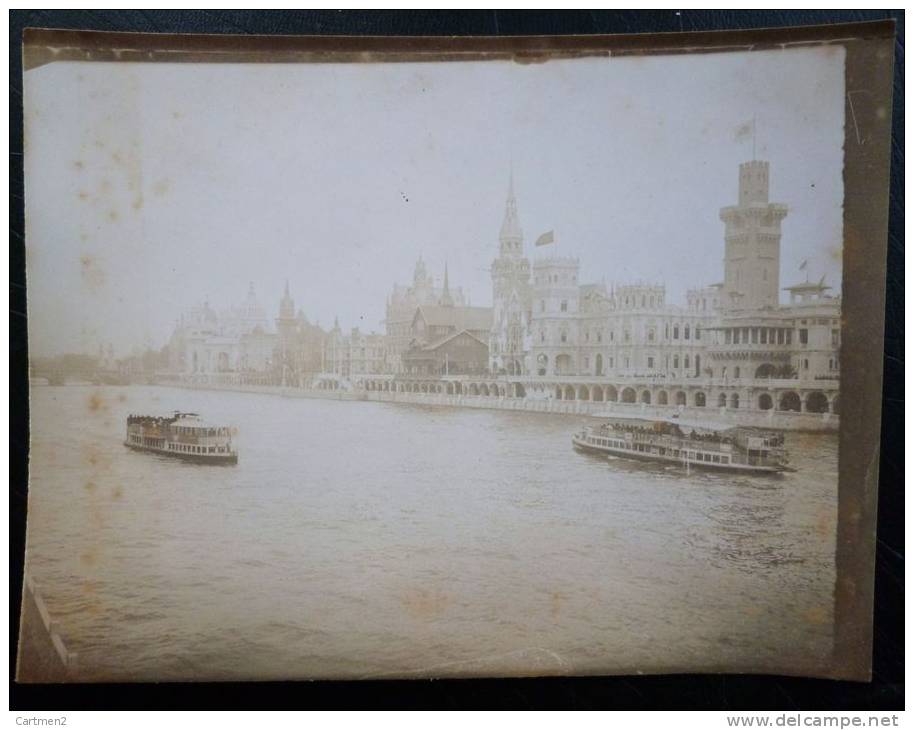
162,381,838,432
16,574,77,682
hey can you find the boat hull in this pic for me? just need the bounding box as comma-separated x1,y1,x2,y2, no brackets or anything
124,441,238,465
572,435,787,475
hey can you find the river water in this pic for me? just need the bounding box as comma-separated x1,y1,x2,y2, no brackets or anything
22,385,839,681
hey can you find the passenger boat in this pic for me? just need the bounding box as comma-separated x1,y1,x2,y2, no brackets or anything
572,414,792,474
125,412,238,465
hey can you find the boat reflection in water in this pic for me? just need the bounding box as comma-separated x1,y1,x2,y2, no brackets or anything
125,412,238,465
572,413,792,474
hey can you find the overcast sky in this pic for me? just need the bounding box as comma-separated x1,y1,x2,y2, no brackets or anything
24,45,845,357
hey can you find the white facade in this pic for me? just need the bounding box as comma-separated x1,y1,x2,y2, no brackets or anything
504,159,840,402
172,283,277,375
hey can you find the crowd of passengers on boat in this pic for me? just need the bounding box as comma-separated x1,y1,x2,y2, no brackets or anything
127,414,175,428
598,421,785,448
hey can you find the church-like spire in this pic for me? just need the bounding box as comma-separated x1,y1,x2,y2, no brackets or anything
413,254,430,289
440,261,454,307
499,169,523,256
279,279,295,320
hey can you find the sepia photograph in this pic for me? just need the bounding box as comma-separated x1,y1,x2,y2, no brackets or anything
15,22,894,688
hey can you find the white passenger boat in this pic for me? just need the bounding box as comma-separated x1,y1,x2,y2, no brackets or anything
572,414,792,474
125,412,238,465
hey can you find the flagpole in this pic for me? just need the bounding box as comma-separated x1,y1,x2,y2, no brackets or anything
752,114,757,160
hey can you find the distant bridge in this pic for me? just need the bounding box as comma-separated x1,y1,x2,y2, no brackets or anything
29,368,141,386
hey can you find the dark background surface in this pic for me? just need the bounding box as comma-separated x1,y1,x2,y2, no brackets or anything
9,9,904,711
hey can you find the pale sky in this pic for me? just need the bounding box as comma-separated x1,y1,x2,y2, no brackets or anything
24,45,845,357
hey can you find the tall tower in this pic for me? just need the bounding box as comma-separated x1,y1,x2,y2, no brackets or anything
276,280,298,383
277,280,297,336
499,170,523,256
278,280,295,322
530,254,581,376
440,262,454,307
719,160,788,311
490,171,532,374
413,255,432,294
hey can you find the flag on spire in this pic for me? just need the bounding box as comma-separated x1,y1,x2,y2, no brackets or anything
735,117,757,158
734,118,754,141
535,230,555,247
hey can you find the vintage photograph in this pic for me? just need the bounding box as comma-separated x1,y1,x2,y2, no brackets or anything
18,33,860,683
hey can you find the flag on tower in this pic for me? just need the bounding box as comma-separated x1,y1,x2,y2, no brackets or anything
535,230,555,247
799,259,808,271
734,118,755,141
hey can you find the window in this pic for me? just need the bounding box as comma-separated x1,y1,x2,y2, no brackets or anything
799,329,809,345
647,356,654,369
673,325,679,339
597,331,602,343
540,300,546,313
560,330,567,343
804,359,809,370
540,331,545,343
673,356,679,369
684,355,690,369
831,329,839,346
734,366,741,378
684,325,690,340
585,331,590,342
648,328,655,342
560,300,568,312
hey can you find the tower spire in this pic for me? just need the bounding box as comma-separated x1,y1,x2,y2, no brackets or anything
499,167,523,255
440,261,454,307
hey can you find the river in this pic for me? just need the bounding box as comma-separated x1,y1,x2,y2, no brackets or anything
21,384,838,681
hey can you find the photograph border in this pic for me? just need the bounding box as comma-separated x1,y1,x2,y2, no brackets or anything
10,11,901,709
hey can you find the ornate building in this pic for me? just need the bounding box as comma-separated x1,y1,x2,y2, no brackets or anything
489,172,532,375
510,159,839,413
385,256,466,373
274,281,327,385
704,161,841,412
170,284,276,375
529,259,714,382
170,282,327,382
402,298,492,375
325,321,388,383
